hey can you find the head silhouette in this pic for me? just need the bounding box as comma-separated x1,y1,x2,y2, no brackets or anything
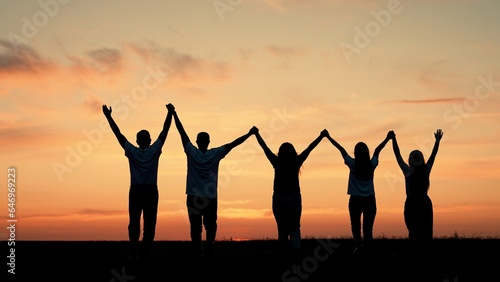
278,142,298,161
354,142,370,161
196,132,210,153
277,142,300,173
353,142,374,181
136,130,151,149
407,149,430,193
409,150,425,167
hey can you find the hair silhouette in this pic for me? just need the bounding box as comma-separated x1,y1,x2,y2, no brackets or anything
278,142,297,160
253,128,327,264
407,150,430,194
277,142,301,174
325,131,392,254
354,142,374,181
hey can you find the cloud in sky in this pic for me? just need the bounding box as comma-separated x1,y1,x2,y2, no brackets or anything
126,41,231,83
15,208,125,220
386,98,465,104
265,45,307,57
74,47,124,74
1,40,232,85
261,0,379,12
0,40,236,146
0,39,55,74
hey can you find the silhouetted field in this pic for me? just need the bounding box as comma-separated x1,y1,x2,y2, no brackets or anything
5,237,500,282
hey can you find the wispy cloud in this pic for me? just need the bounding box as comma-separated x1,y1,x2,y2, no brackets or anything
265,45,307,58
264,44,308,69
417,61,464,91
385,98,464,104
85,47,123,73
1,40,232,84
0,122,55,148
219,199,253,205
126,41,231,83
0,40,55,75
219,208,273,219
13,208,125,220
434,203,500,213
261,0,379,12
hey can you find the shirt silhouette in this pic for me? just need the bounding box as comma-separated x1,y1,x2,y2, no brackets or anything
325,130,391,253
169,104,256,261
102,103,173,260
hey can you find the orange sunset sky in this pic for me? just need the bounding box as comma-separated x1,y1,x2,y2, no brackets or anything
1,0,499,241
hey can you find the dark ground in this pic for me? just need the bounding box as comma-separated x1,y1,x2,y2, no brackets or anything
3,238,500,282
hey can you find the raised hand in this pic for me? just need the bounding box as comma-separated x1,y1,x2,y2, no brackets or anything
321,129,329,138
102,105,112,117
434,129,444,142
387,130,395,140
250,126,259,135
166,103,175,112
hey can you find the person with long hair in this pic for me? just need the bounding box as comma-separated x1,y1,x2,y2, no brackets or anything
390,129,443,256
253,128,327,263
325,130,392,254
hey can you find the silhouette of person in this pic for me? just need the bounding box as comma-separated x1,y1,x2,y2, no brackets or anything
325,130,392,254
102,103,173,261
253,128,327,263
168,104,257,261
390,129,443,256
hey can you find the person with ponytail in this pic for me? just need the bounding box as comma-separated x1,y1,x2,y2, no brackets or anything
390,129,443,256
325,130,392,254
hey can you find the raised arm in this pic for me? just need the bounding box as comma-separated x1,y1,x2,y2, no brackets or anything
102,105,127,149
298,129,327,164
254,129,278,165
223,126,257,155
426,129,443,169
158,103,174,144
325,131,348,158
170,105,190,146
373,131,392,158
390,131,405,166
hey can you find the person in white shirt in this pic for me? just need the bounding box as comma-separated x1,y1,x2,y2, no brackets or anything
325,130,392,254
168,104,257,260
102,103,173,260
253,128,327,264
